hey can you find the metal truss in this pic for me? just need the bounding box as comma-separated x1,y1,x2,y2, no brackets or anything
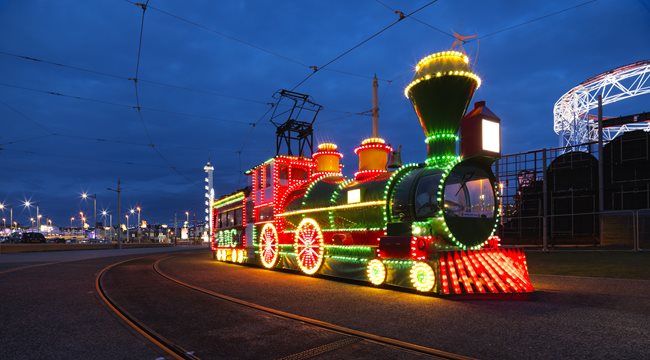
553,60,650,148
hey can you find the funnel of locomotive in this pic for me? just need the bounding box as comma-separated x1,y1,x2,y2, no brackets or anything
387,50,496,249
404,51,480,163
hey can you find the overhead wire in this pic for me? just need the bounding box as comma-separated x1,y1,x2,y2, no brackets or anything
0,49,367,116
290,0,440,91
128,1,196,183
373,0,455,39
0,93,266,154
470,0,599,42
0,82,251,125
122,0,392,84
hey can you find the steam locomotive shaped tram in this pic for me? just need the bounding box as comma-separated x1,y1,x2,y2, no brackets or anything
211,49,533,296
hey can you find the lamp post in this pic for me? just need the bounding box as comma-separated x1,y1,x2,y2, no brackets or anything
136,206,141,243
30,217,35,228
23,200,40,231
2,218,5,229
185,211,190,241
107,178,122,248
101,210,108,240
129,208,136,241
81,192,97,232
0,203,11,231
70,217,75,236
125,214,130,243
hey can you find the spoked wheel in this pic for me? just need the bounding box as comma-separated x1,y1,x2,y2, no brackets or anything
259,223,279,269
294,218,325,275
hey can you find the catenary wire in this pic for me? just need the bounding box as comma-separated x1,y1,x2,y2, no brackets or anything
290,0,440,91
0,49,369,115
122,0,391,84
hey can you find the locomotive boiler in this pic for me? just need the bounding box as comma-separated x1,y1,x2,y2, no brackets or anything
211,50,533,296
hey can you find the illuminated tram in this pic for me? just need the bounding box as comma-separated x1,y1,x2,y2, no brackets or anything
211,49,533,296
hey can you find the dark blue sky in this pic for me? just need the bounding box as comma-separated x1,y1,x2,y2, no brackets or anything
1,0,648,226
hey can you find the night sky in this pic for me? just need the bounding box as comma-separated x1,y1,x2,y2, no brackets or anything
1,0,648,226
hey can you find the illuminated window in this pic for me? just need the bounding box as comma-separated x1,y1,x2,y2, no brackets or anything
347,189,361,204
482,119,500,153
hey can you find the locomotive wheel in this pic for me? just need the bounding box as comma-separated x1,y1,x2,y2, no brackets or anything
410,262,436,292
259,223,279,269
294,218,325,275
367,259,387,285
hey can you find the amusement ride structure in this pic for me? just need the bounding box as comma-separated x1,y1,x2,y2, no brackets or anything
210,48,533,296
554,59,650,148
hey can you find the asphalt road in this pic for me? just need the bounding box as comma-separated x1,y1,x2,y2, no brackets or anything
0,247,202,360
1,248,649,359
157,251,650,360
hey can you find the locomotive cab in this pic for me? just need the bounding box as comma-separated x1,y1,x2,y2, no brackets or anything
388,159,497,249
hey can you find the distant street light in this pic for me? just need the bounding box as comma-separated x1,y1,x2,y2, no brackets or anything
23,200,40,231
81,192,97,231
107,178,122,248
70,217,75,232
2,218,5,228
0,203,12,231
125,214,130,242
136,206,141,243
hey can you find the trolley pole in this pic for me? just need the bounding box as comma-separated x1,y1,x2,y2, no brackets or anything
597,95,604,246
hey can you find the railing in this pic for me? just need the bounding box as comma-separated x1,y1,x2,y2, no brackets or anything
499,209,649,251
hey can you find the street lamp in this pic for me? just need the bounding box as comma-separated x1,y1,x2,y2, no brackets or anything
0,202,12,231
81,192,97,231
23,200,40,231
30,217,35,228
70,217,75,235
2,218,5,228
101,210,109,241
107,178,122,248
125,214,130,242
136,206,141,243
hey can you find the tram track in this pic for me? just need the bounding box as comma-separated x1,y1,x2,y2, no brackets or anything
152,254,475,360
96,253,475,359
95,256,199,360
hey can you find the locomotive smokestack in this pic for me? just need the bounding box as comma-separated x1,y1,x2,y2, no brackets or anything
404,51,481,164
312,143,342,175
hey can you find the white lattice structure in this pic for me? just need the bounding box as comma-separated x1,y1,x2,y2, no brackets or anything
553,60,650,148
203,162,214,242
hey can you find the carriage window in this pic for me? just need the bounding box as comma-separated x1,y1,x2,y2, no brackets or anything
444,171,494,218
265,166,272,188
246,200,254,223
415,174,443,218
292,167,308,181
278,164,289,186
234,208,242,226
258,206,273,222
